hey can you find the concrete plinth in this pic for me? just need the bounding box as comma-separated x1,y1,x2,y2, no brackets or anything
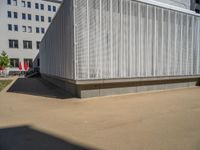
41,74,200,98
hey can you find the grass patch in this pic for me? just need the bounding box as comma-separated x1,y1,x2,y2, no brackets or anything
0,80,12,91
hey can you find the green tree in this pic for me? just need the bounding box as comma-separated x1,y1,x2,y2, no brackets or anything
0,51,10,70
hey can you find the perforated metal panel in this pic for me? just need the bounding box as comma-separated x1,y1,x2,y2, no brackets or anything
40,0,200,81
74,0,200,80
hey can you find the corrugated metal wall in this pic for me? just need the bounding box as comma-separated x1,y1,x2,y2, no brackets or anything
74,0,200,80
40,0,75,80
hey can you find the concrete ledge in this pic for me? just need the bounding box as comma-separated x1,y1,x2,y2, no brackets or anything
41,74,200,98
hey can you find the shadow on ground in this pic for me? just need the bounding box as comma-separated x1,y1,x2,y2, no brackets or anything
0,126,96,150
7,77,73,99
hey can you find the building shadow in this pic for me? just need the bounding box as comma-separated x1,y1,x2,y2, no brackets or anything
0,125,97,150
7,77,74,99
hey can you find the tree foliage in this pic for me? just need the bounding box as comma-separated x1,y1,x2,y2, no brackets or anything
0,51,10,70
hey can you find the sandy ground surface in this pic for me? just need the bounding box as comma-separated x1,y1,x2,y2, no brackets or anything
0,77,200,150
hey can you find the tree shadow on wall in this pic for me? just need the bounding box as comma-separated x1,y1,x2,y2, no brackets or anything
0,125,97,150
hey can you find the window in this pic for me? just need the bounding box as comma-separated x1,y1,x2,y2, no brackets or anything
48,5,51,11
28,14,31,20
36,27,40,33
22,13,26,20
35,15,39,21
196,0,200,4
23,40,32,49
8,24,12,31
14,25,18,31
41,28,45,34
21,0,26,7
7,0,11,5
13,0,17,6
22,26,26,32
195,9,200,13
9,39,18,48
40,4,44,10
27,1,31,8
36,41,40,49
48,17,52,23
28,26,32,33
8,11,12,18
14,12,18,18
41,16,44,22
24,59,33,68
35,3,39,9
10,58,19,68
53,6,56,12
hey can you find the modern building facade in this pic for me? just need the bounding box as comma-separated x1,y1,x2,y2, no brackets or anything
40,0,200,98
0,0,60,73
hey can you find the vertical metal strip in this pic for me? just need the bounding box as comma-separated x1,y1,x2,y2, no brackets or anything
87,0,90,79
138,3,141,77
146,5,149,77
161,8,164,76
186,15,189,75
73,0,77,80
174,12,177,76
180,14,183,75
167,10,171,76
191,16,194,75
110,0,113,78
129,0,132,77
198,19,200,74
100,0,102,78
154,7,156,76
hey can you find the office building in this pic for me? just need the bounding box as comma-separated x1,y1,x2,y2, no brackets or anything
0,0,61,73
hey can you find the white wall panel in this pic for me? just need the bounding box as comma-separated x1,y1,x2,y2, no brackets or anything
74,0,200,80
41,0,200,81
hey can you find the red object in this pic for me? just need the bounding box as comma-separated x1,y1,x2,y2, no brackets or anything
24,61,29,71
19,62,22,71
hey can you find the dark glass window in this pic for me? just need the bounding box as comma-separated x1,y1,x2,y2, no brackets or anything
27,2,31,8
35,15,39,21
196,0,200,4
36,27,40,33
22,13,26,20
36,41,40,49
40,4,44,10
195,9,200,13
8,11,12,18
35,3,39,9
14,12,18,18
22,26,26,32
14,25,18,31
48,17,52,23
28,14,31,20
23,40,32,49
10,58,19,68
41,28,45,33
41,16,44,22
53,6,56,12
7,0,11,5
9,39,18,48
24,59,33,68
48,5,51,11
8,24,12,31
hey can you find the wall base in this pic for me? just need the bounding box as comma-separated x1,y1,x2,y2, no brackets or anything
41,74,200,98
